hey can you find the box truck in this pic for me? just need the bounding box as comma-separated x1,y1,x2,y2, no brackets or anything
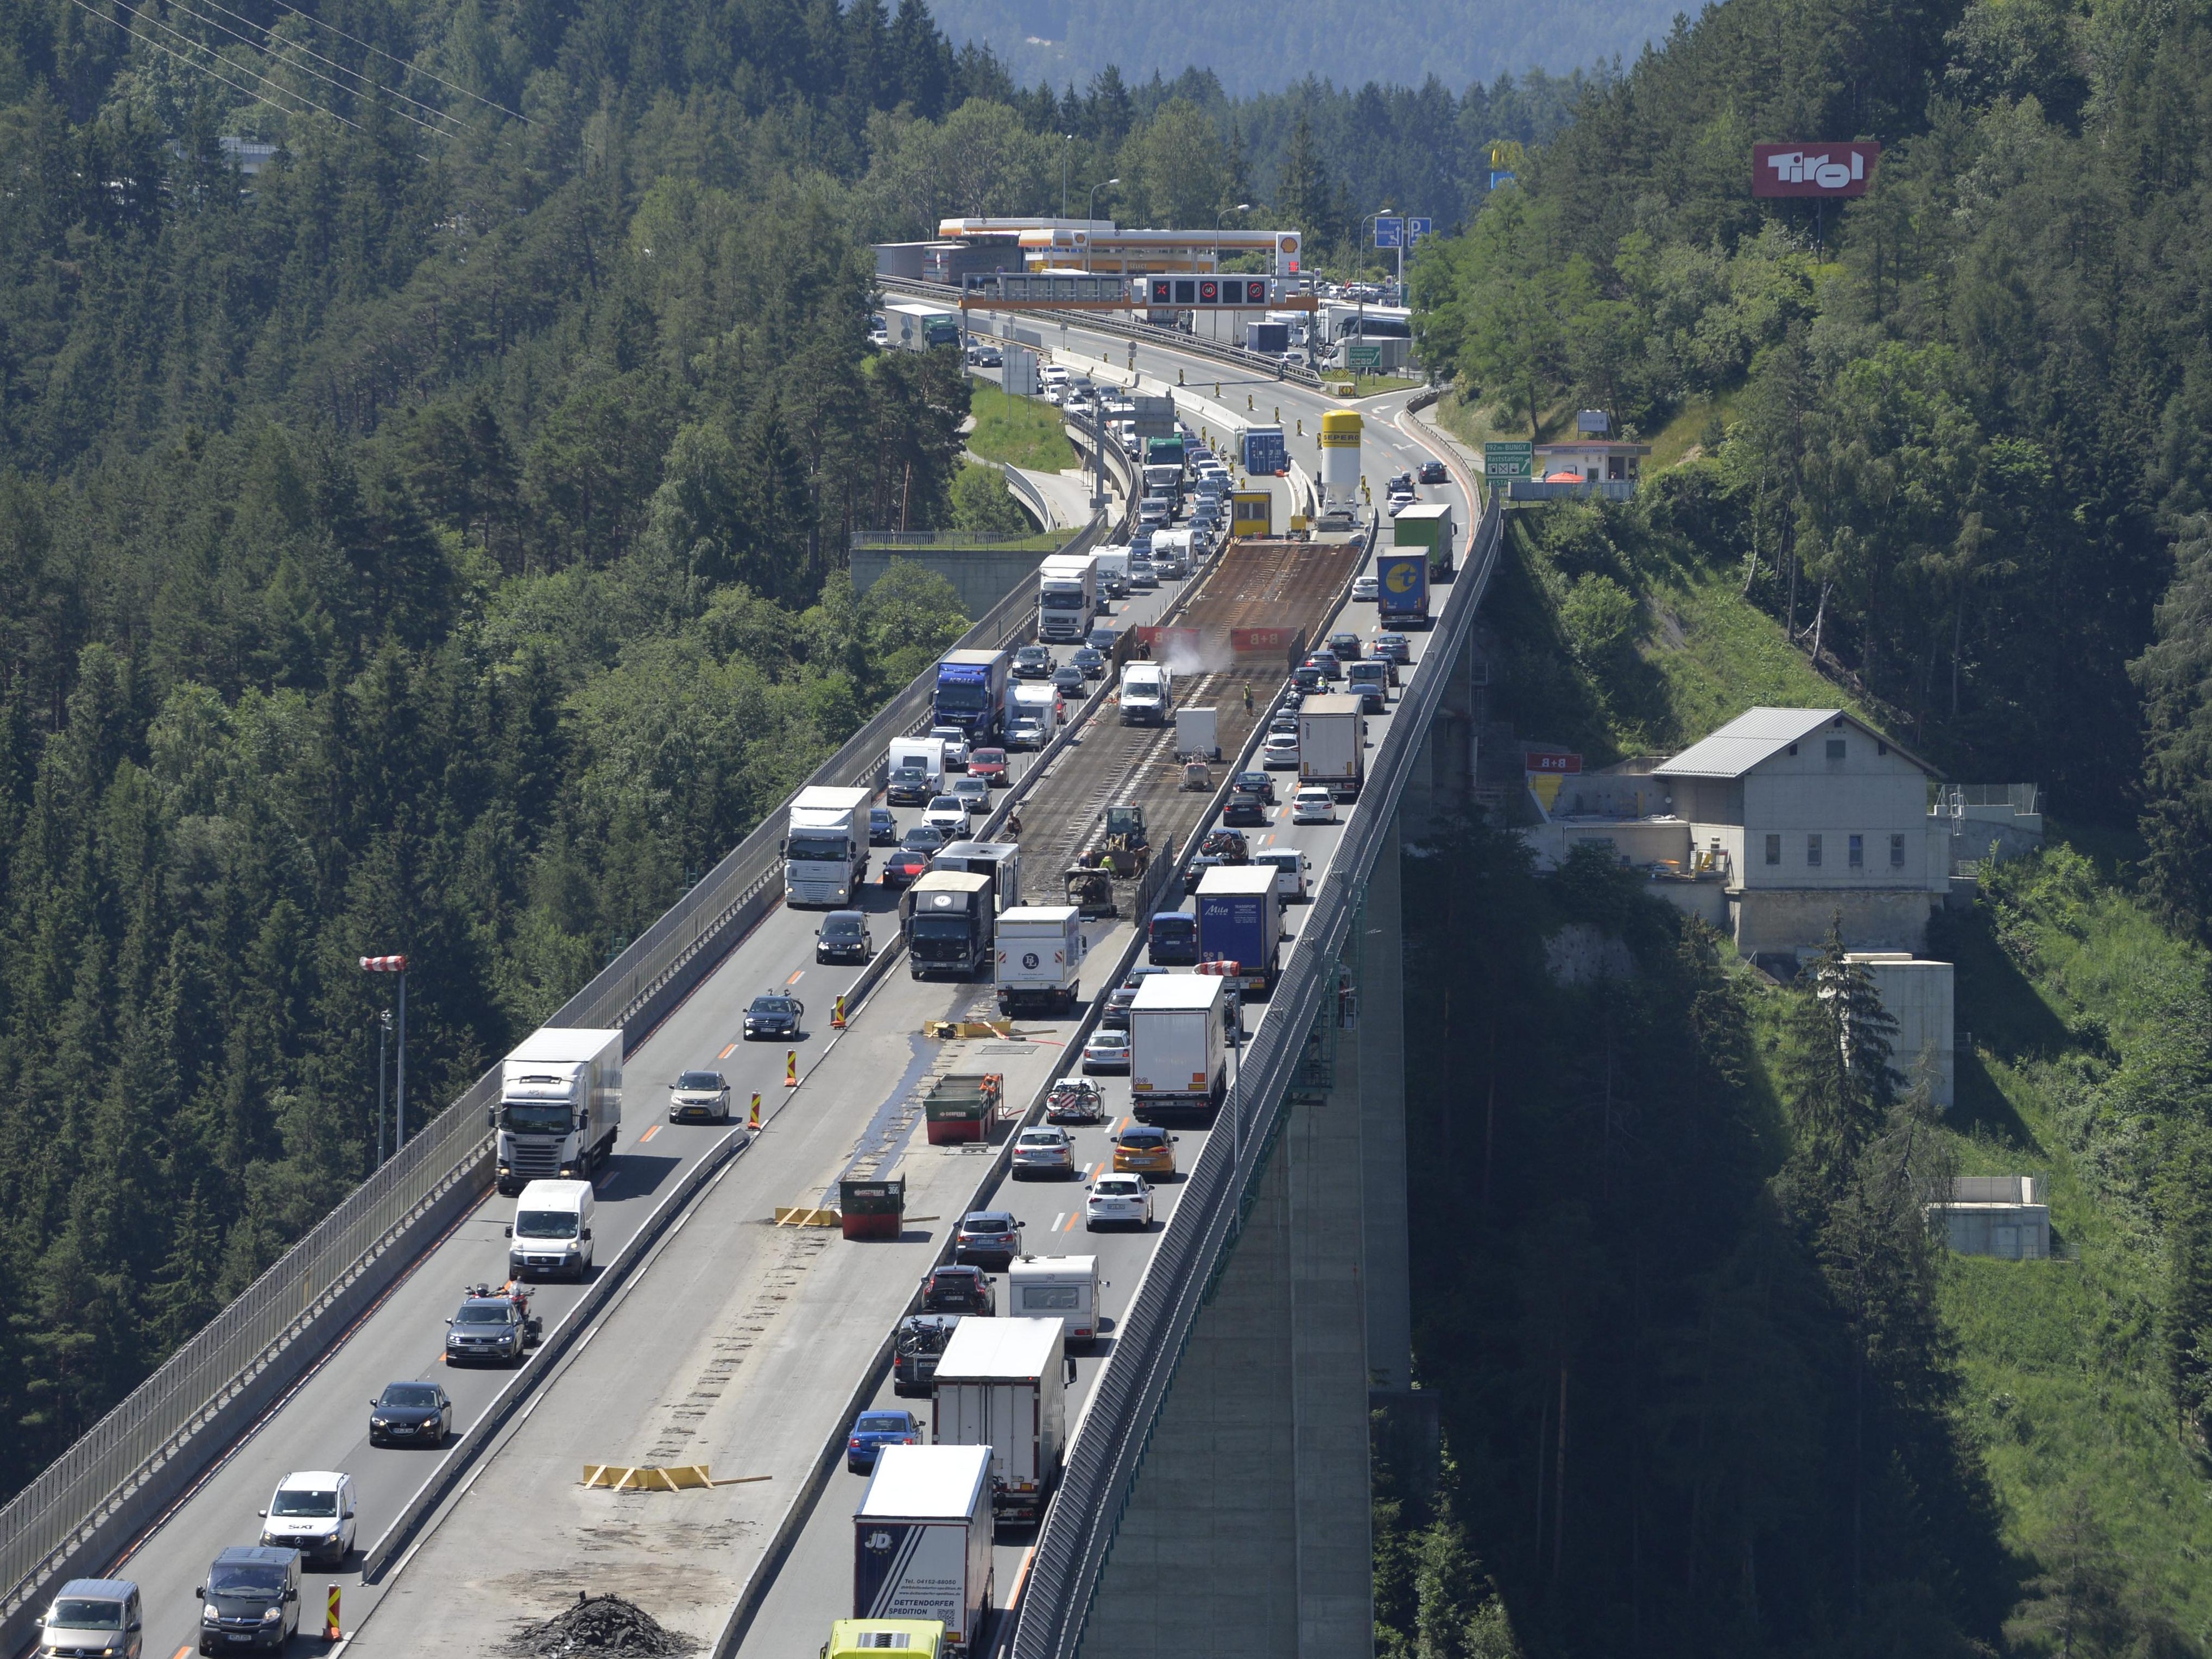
1008,1256,1101,1347
853,1446,993,1654
493,1028,622,1195
994,904,1085,1015
1196,865,1284,995
1129,973,1230,1118
902,871,996,979
1297,693,1366,801
1118,662,1172,726
933,650,1011,742
930,1318,1068,1522
931,841,1022,911
1246,320,1290,356
1393,501,1457,581
786,784,872,906
1175,706,1219,761
1038,553,1096,642
1374,548,1430,627
1242,427,1287,475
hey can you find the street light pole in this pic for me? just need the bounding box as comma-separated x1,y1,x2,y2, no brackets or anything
1061,135,1073,219
1085,178,1119,271
1214,203,1250,346
362,955,409,1149
1356,207,1394,367
376,1009,391,1167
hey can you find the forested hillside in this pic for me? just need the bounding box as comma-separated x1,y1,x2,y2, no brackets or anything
0,0,1014,1498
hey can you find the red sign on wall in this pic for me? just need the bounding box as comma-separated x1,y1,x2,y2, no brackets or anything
1753,142,1881,198
1524,749,1582,775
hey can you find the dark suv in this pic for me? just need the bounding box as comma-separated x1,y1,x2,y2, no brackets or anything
196,1547,299,1654
919,1264,996,1315
444,1287,534,1366
893,1313,961,1395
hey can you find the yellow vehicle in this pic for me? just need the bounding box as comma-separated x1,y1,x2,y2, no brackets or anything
824,1619,945,1659
1111,1123,1177,1180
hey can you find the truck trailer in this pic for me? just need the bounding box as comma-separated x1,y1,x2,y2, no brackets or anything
930,1318,1068,1522
785,784,872,906
1374,548,1430,627
1297,693,1367,802
903,870,996,979
1196,865,1284,995
1392,501,1457,581
493,1028,622,1195
931,841,1022,911
1129,972,1230,1119
853,1446,994,1654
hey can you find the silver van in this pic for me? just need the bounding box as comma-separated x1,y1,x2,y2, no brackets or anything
42,1579,142,1659
1255,849,1310,903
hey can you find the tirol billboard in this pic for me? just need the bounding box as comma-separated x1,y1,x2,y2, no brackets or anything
1753,142,1881,197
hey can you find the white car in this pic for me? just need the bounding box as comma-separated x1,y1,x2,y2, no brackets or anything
1086,1173,1155,1231
1291,786,1337,825
259,1471,356,1567
1262,731,1300,769
1351,574,1378,603
924,795,969,835
929,725,970,769
1012,1125,1077,1180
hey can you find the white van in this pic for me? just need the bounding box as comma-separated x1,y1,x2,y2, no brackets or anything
1255,848,1310,903
1008,1255,1101,1347
507,1179,596,1281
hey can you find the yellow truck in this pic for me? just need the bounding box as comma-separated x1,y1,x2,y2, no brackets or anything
824,1620,945,1659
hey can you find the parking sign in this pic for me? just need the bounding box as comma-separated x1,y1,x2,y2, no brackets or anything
1407,217,1433,242
1373,217,1404,249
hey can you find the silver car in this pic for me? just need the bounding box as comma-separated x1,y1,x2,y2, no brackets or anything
1012,1125,1076,1180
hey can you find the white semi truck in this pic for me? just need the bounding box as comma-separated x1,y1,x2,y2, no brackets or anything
493,1027,622,1196
930,1318,1069,1522
852,1445,994,1654
1037,553,1097,642
785,784,871,906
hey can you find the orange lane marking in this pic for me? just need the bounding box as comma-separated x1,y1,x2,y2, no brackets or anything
1060,1212,1080,1232
639,1125,661,1143
786,969,805,986
172,1648,193,1659
718,1043,738,1059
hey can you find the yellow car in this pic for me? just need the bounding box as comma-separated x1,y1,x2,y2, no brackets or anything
1111,1124,1178,1180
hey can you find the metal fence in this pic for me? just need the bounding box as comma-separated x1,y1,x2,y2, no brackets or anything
1010,495,1505,1659
0,519,1091,1633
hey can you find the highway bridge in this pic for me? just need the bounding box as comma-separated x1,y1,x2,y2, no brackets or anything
0,309,1499,1659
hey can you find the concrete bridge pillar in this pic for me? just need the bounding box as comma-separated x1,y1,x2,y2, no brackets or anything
1079,814,1412,1659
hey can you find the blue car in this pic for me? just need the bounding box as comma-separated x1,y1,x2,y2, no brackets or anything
848,1408,922,1473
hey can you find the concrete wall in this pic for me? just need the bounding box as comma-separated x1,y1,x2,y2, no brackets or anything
1731,886,1938,957
1936,1181,2049,1259
849,547,1050,619
1848,954,1955,1108
1520,818,1690,870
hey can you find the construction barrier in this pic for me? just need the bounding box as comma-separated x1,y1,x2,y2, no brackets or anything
783,1050,797,1087
772,1206,842,1227
324,1586,340,1641
579,1464,770,1491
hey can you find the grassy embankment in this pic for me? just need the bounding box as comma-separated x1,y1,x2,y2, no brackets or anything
965,384,1079,474
1505,467,2212,1638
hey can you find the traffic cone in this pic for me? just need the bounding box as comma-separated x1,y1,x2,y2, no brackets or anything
832,993,847,1030
785,1051,798,1088
749,1093,761,1130
325,1586,340,1641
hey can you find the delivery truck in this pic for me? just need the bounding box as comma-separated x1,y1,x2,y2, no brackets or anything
1196,865,1284,996
1393,501,1457,581
492,1027,622,1195
1374,548,1430,627
994,904,1085,1015
931,841,1022,911
1297,693,1366,802
1118,662,1172,726
1242,426,1287,475
930,1318,1068,1522
853,1446,994,1654
933,650,1011,743
1008,1255,1101,1347
1129,972,1230,1119
902,870,996,979
1246,320,1290,356
786,785,871,906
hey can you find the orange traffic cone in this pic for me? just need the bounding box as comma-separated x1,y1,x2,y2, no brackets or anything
785,1050,798,1088
832,993,847,1030
325,1586,341,1641
748,1093,761,1130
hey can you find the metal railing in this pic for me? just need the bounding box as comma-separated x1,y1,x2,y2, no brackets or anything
0,524,1089,1635
1010,494,1505,1659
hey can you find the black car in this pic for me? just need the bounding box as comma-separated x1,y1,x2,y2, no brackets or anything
1223,791,1268,827
1291,663,1324,693
1350,683,1387,716
1071,645,1107,680
1233,770,1277,805
901,824,946,853
444,1287,535,1366
953,1211,1024,1268
743,993,804,1040
893,1314,961,1395
1012,645,1054,680
1200,827,1250,862
1102,967,1170,1031
1418,458,1448,484
887,763,934,806
920,1264,996,1315
1328,631,1362,661
815,910,871,964
1052,663,1086,695
1183,852,1224,896
368,1381,452,1447
868,806,899,846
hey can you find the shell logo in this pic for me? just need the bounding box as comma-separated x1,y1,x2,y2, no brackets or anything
1278,232,1300,275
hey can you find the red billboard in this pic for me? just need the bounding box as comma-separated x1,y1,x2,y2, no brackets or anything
1753,142,1880,198
1524,749,1582,775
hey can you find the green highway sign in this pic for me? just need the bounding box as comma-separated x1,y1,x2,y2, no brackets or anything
1484,441,1534,479
1345,344,1383,372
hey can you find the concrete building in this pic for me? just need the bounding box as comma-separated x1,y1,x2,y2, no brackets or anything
1533,437,1651,485
1847,952,1955,1109
1931,1176,2050,1259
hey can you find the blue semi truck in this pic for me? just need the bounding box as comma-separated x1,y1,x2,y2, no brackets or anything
1195,866,1284,996
1374,549,1430,628
934,650,1012,743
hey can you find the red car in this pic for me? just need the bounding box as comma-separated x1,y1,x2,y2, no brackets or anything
970,747,1009,786
882,848,931,887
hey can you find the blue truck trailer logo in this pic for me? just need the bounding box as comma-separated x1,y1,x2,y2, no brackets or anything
1375,552,1430,624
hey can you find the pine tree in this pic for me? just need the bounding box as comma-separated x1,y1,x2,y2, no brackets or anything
1781,918,1900,1188
2162,1131,2212,1438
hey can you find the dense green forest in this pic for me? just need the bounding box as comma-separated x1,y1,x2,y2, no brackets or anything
926,0,1667,100
0,0,1018,1497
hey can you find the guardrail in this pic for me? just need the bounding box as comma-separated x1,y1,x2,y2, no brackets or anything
0,515,1096,1652
1010,492,1505,1659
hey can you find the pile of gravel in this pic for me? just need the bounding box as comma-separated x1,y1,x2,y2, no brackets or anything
509,1593,698,1657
